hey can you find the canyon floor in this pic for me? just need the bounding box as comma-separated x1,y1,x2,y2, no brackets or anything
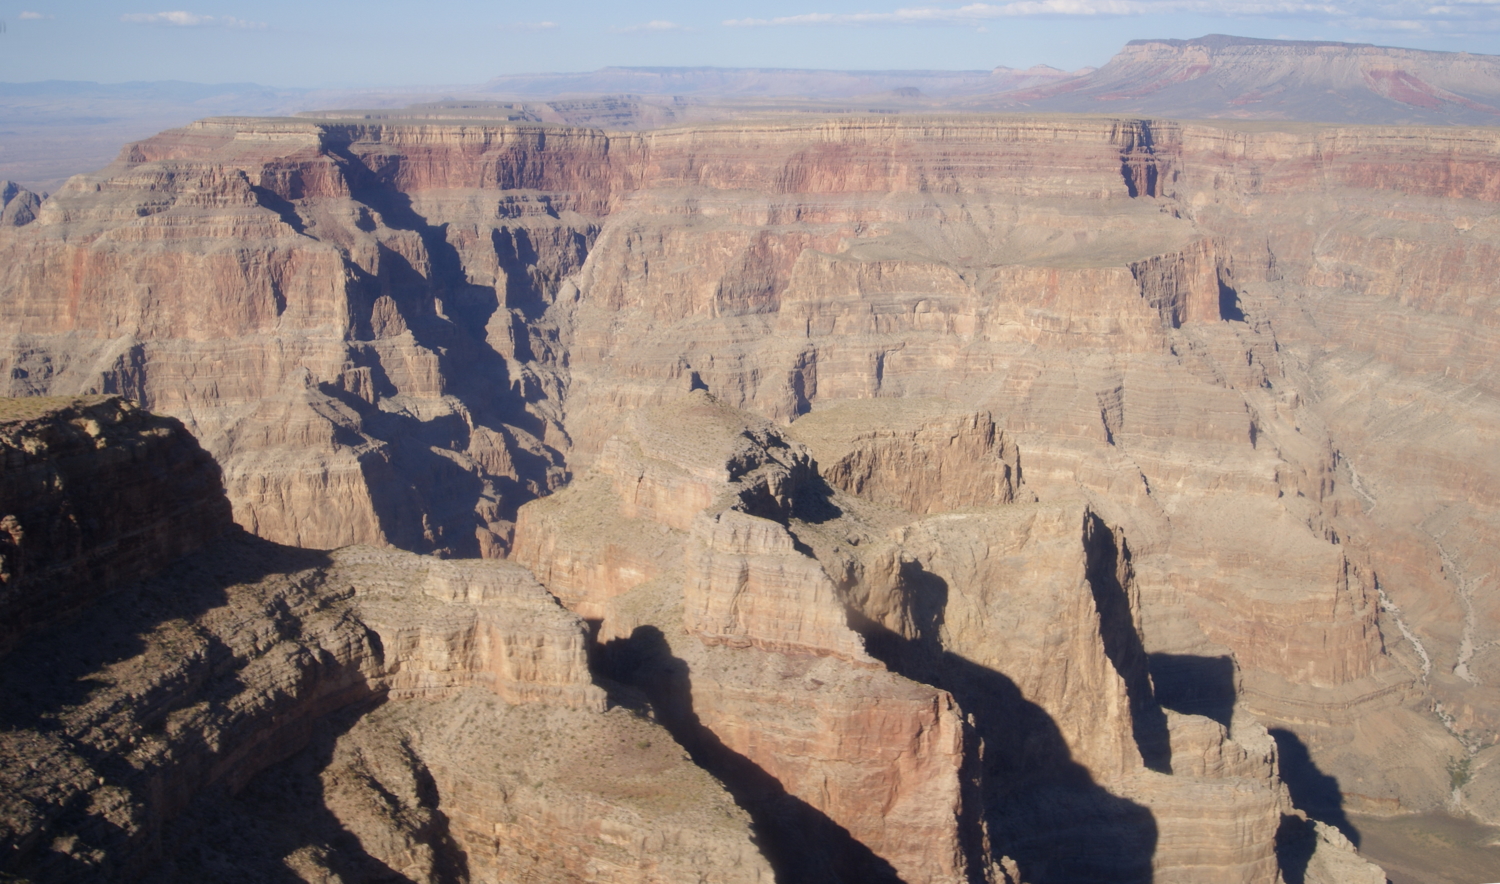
1350,812,1500,884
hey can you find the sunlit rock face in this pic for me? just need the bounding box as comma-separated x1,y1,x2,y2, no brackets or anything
4,107,1496,880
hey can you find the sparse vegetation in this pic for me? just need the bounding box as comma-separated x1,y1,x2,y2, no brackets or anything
1447,754,1472,791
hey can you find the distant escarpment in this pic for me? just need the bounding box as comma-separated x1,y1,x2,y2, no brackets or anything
975,35,1500,125
3,108,1498,878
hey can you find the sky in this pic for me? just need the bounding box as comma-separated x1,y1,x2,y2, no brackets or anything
3,1,1500,87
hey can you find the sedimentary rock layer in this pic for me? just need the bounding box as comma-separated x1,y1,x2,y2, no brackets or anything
2,108,1494,861
0,398,767,884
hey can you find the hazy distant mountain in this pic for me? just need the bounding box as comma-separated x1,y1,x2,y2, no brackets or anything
10,34,1500,190
479,65,1083,100
972,34,1500,125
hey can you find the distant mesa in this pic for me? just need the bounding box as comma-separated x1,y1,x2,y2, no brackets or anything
475,35,1500,126
968,34,1500,125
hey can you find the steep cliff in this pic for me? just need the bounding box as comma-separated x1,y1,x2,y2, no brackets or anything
0,397,769,883
0,395,233,657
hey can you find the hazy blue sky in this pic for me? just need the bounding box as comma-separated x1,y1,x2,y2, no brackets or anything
4,1,1500,87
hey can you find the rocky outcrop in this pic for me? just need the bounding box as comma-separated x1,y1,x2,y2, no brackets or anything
783,398,1026,514
0,399,767,884
512,393,1387,883
0,395,233,657
1,182,40,227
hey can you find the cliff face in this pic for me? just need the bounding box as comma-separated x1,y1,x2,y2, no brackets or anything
0,399,769,883
2,108,1494,877
0,395,233,657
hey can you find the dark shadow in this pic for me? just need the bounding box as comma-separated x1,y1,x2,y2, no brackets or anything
1149,654,1237,728
1218,278,1246,322
0,532,326,733
596,625,905,884
249,185,307,236
0,531,374,882
492,226,550,322
785,467,844,526
0,403,233,659
150,701,469,884
1119,133,1159,200
847,555,1158,884
1085,517,1172,773
1275,814,1318,884
1270,728,1360,847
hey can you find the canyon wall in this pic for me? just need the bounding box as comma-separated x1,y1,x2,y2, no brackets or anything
3,109,1495,877
0,399,769,883
0,395,233,657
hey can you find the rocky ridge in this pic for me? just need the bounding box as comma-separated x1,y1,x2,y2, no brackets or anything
0,396,770,882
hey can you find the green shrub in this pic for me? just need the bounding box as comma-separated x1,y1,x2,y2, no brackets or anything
1448,755,1473,790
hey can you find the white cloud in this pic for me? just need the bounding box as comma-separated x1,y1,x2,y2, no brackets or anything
612,19,691,32
1346,16,1430,29
500,21,559,32
726,2,1148,26
724,0,1500,30
121,11,266,29
17,11,52,20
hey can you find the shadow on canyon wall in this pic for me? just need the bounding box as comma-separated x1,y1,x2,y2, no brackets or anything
1085,518,1172,775
0,532,356,881
596,624,907,884
1270,725,1363,884
1146,648,1360,883
1149,652,1237,727
292,175,577,557
851,558,1160,884
150,702,470,884
1270,728,1360,846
